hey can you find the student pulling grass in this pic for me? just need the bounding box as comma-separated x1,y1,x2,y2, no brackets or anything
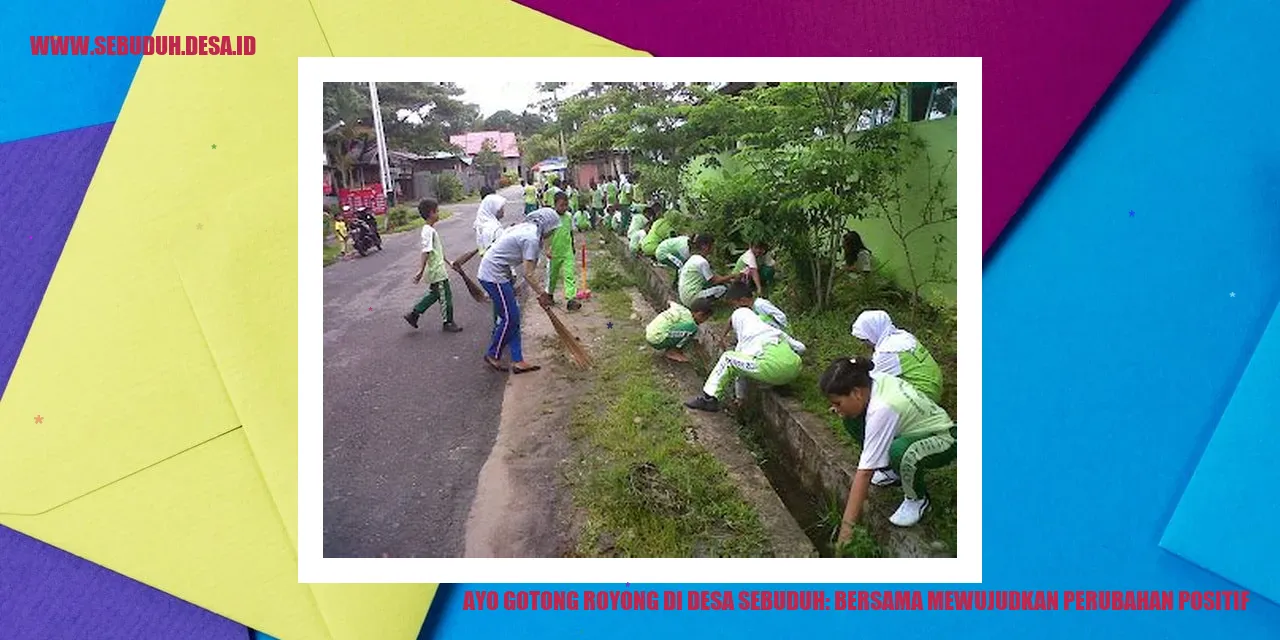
819,356,956,535
543,192,581,311
655,234,691,270
628,217,650,255
685,282,803,413
403,199,462,333
476,208,559,374
645,298,714,363
677,234,735,307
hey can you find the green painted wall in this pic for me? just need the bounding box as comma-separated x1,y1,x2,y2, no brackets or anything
850,117,957,306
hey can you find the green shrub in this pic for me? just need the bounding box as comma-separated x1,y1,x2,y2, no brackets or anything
386,204,415,230
499,170,518,188
436,173,464,203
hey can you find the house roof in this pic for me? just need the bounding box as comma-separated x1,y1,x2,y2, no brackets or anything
449,131,520,158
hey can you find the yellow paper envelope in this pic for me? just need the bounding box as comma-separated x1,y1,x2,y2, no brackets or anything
0,0,644,638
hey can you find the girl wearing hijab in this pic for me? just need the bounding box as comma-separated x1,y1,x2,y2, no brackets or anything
476,208,559,374
464,186,507,326
851,310,943,404
819,356,956,535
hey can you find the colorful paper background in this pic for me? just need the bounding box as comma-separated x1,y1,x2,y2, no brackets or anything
2,0,1278,638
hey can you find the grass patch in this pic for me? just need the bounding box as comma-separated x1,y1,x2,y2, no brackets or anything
323,242,342,267
564,271,772,558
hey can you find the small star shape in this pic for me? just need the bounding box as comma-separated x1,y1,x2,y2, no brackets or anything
1129,210,1134,217
211,144,217,150
606,322,614,329
196,223,204,230
1230,292,1236,297
368,307,373,311
34,415,43,424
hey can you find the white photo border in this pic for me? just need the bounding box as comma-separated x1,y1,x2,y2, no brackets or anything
298,57,982,584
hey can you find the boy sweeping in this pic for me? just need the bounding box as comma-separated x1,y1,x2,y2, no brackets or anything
646,298,714,363
544,191,581,311
404,199,462,333
685,282,803,413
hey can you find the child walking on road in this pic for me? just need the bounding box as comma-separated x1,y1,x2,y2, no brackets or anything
403,199,462,333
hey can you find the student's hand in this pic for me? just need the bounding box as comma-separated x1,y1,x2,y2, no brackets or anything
837,522,854,547
412,272,423,284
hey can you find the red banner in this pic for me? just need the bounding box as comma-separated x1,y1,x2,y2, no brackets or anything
337,183,387,214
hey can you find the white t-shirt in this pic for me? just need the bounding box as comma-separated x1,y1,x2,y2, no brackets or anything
753,298,788,329
677,254,716,304
859,388,901,470
730,307,783,357
420,224,438,252
740,249,759,271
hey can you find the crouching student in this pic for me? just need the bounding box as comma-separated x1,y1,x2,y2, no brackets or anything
685,283,802,413
628,217,650,254
646,298,714,363
677,234,735,307
851,310,943,404
574,206,592,231
750,297,807,355
819,356,956,535
641,204,673,257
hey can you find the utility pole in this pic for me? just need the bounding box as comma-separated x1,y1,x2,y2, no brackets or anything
368,82,393,205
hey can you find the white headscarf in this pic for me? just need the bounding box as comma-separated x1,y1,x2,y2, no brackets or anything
526,208,561,237
851,310,918,353
474,194,506,250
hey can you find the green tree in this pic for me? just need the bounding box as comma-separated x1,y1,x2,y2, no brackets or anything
474,139,503,188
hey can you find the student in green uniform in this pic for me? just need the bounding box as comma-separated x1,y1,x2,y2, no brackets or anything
655,234,691,270
567,181,582,218
851,310,943,404
645,298,714,363
820,356,956,535
403,199,462,333
735,241,777,296
543,191,581,311
685,282,803,413
573,206,592,231
522,180,538,215
604,176,619,210
677,234,735,307
589,178,604,228
626,203,650,238
541,178,562,208
641,206,674,257
628,217,650,254
609,204,624,234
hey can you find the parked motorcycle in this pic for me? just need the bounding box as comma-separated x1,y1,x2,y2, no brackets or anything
349,207,383,256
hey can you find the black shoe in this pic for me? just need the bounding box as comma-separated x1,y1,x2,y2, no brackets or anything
442,321,463,333
403,312,420,328
566,299,582,311
684,393,721,413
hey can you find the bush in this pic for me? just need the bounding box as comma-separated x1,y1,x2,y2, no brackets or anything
436,173,464,203
499,170,518,188
386,204,415,230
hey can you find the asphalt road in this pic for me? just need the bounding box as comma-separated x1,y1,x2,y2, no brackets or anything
322,186,525,558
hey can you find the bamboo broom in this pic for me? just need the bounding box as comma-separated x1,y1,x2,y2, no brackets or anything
450,260,489,303
521,274,593,369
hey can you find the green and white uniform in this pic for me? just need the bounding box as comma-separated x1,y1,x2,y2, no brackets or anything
645,301,700,351
627,213,649,237
573,209,591,231
851,310,943,403
628,227,647,253
677,254,727,307
542,185,563,208
655,235,690,270
753,298,806,354
523,184,538,214
703,307,802,400
858,372,956,501
544,211,577,300
620,180,633,206
604,180,619,207
641,216,673,256
568,186,581,213
411,223,454,324
735,248,777,290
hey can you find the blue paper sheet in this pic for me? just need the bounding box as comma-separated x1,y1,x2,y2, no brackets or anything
1162,299,1280,604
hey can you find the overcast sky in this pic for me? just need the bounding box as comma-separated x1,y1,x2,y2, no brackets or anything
454,82,590,117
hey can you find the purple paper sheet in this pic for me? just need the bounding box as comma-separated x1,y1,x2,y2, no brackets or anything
0,124,110,399
0,525,246,639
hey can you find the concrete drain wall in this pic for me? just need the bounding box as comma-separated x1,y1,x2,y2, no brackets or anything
600,233,946,558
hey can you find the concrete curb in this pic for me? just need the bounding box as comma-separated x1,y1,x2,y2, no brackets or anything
602,233,946,558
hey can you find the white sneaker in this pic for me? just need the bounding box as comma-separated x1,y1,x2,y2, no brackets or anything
889,497,929,527
871,469,901,487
